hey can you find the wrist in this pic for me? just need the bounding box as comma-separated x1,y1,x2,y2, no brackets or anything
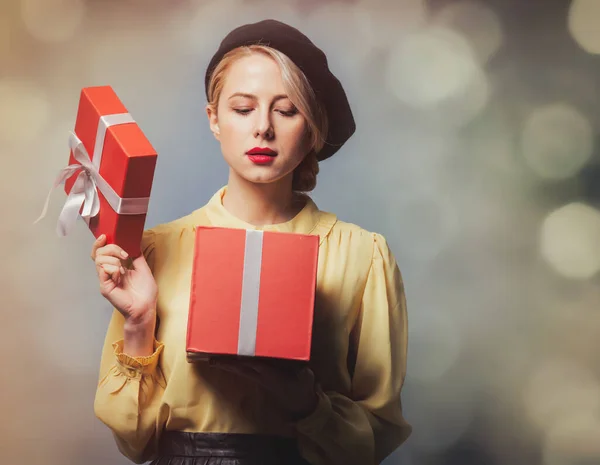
123,309,157,357
124,303,157,328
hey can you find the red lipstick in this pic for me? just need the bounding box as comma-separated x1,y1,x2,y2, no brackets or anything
246,147,277,165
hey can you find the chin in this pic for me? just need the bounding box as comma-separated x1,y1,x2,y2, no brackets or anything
240,168,290,185
245,175,284,185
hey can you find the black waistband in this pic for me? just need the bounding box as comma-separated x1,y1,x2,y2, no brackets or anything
157,431,308,463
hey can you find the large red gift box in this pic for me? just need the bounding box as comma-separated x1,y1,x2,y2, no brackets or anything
186,226,319,362
35,85,157,258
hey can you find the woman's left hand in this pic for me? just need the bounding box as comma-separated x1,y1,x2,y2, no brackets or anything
210,358,319,419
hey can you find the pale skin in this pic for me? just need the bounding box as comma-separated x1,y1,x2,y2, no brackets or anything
91,52,319,418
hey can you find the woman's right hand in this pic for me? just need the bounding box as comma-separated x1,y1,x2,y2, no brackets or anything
91,234,158,326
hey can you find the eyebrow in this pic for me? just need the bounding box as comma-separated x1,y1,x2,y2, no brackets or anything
227,92,289,102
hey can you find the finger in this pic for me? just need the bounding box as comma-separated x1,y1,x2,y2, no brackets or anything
91,234,107,260
96,265,123,285
98,266,120,290
101,264,124,283
95,255,124,268
95,255,125,274
98,264,110,282
100,263,123,275
96,244,129,260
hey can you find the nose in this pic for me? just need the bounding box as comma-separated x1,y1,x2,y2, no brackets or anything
254,108,274,140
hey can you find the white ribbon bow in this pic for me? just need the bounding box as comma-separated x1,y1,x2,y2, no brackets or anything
34,113,150,236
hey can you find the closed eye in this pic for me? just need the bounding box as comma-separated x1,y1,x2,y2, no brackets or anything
277,109,299,117
233,108,298,117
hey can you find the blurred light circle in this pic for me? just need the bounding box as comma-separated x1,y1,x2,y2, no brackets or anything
386,27,480,108
543,414,600,465
523,358,600,431
303,3,374,74
433,63,490,127
434,0,503,63
236,0,301,32
20,0,86,43
568,0,600,55
540,203,600,279
183,0,298,56
0,79,50,146
408,311,461,382
521,103,593,180
356,0,427,48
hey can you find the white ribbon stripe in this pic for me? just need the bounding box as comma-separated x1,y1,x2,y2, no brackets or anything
237,230,264,356
34,112,150,236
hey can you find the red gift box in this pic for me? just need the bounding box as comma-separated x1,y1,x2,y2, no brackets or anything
35,86,157,258
186,226,319,362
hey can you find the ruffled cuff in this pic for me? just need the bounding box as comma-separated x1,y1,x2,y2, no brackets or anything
294,385,333,436
112,339,164,379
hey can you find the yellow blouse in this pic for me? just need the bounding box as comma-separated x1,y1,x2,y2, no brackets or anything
94,186,412,465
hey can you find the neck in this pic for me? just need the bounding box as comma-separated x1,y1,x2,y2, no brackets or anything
222,172,303,226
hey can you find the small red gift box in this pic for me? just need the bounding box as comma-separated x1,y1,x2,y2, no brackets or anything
35,85,157,258
186,226,319,362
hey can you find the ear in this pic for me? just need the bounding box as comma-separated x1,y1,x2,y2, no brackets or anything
206,104,220,141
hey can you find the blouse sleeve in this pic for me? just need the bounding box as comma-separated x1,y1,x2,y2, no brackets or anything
93,229,167,464
295,233,412,465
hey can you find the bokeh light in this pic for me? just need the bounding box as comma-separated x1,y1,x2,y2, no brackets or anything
182,0,297,56
568,0,600,55
436,64,490,128
524,357,600,432
355,0,428,48
386,27,480,108
540,203,600,279
0,79,50,146
20,0,86,43
2,1,600,464
521,103,594,180
302,3,377,76
433,0,503,64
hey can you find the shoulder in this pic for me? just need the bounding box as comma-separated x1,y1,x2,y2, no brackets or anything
327,216,391,253
319,214,402,300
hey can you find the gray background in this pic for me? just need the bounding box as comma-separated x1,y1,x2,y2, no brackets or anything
2,0,600,464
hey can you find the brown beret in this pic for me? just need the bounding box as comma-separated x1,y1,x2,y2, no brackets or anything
204,19,356,162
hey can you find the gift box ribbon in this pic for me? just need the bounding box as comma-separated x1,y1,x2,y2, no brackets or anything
238,230,264,356
34,113,150,236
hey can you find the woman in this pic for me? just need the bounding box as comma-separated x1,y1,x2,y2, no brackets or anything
92,19,411,465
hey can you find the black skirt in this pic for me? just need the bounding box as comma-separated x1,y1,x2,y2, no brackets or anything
150,431,311,465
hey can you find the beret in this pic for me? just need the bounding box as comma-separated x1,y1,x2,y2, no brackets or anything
204,19,356,161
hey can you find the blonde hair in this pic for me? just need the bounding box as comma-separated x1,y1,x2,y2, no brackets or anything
206,45,328,192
